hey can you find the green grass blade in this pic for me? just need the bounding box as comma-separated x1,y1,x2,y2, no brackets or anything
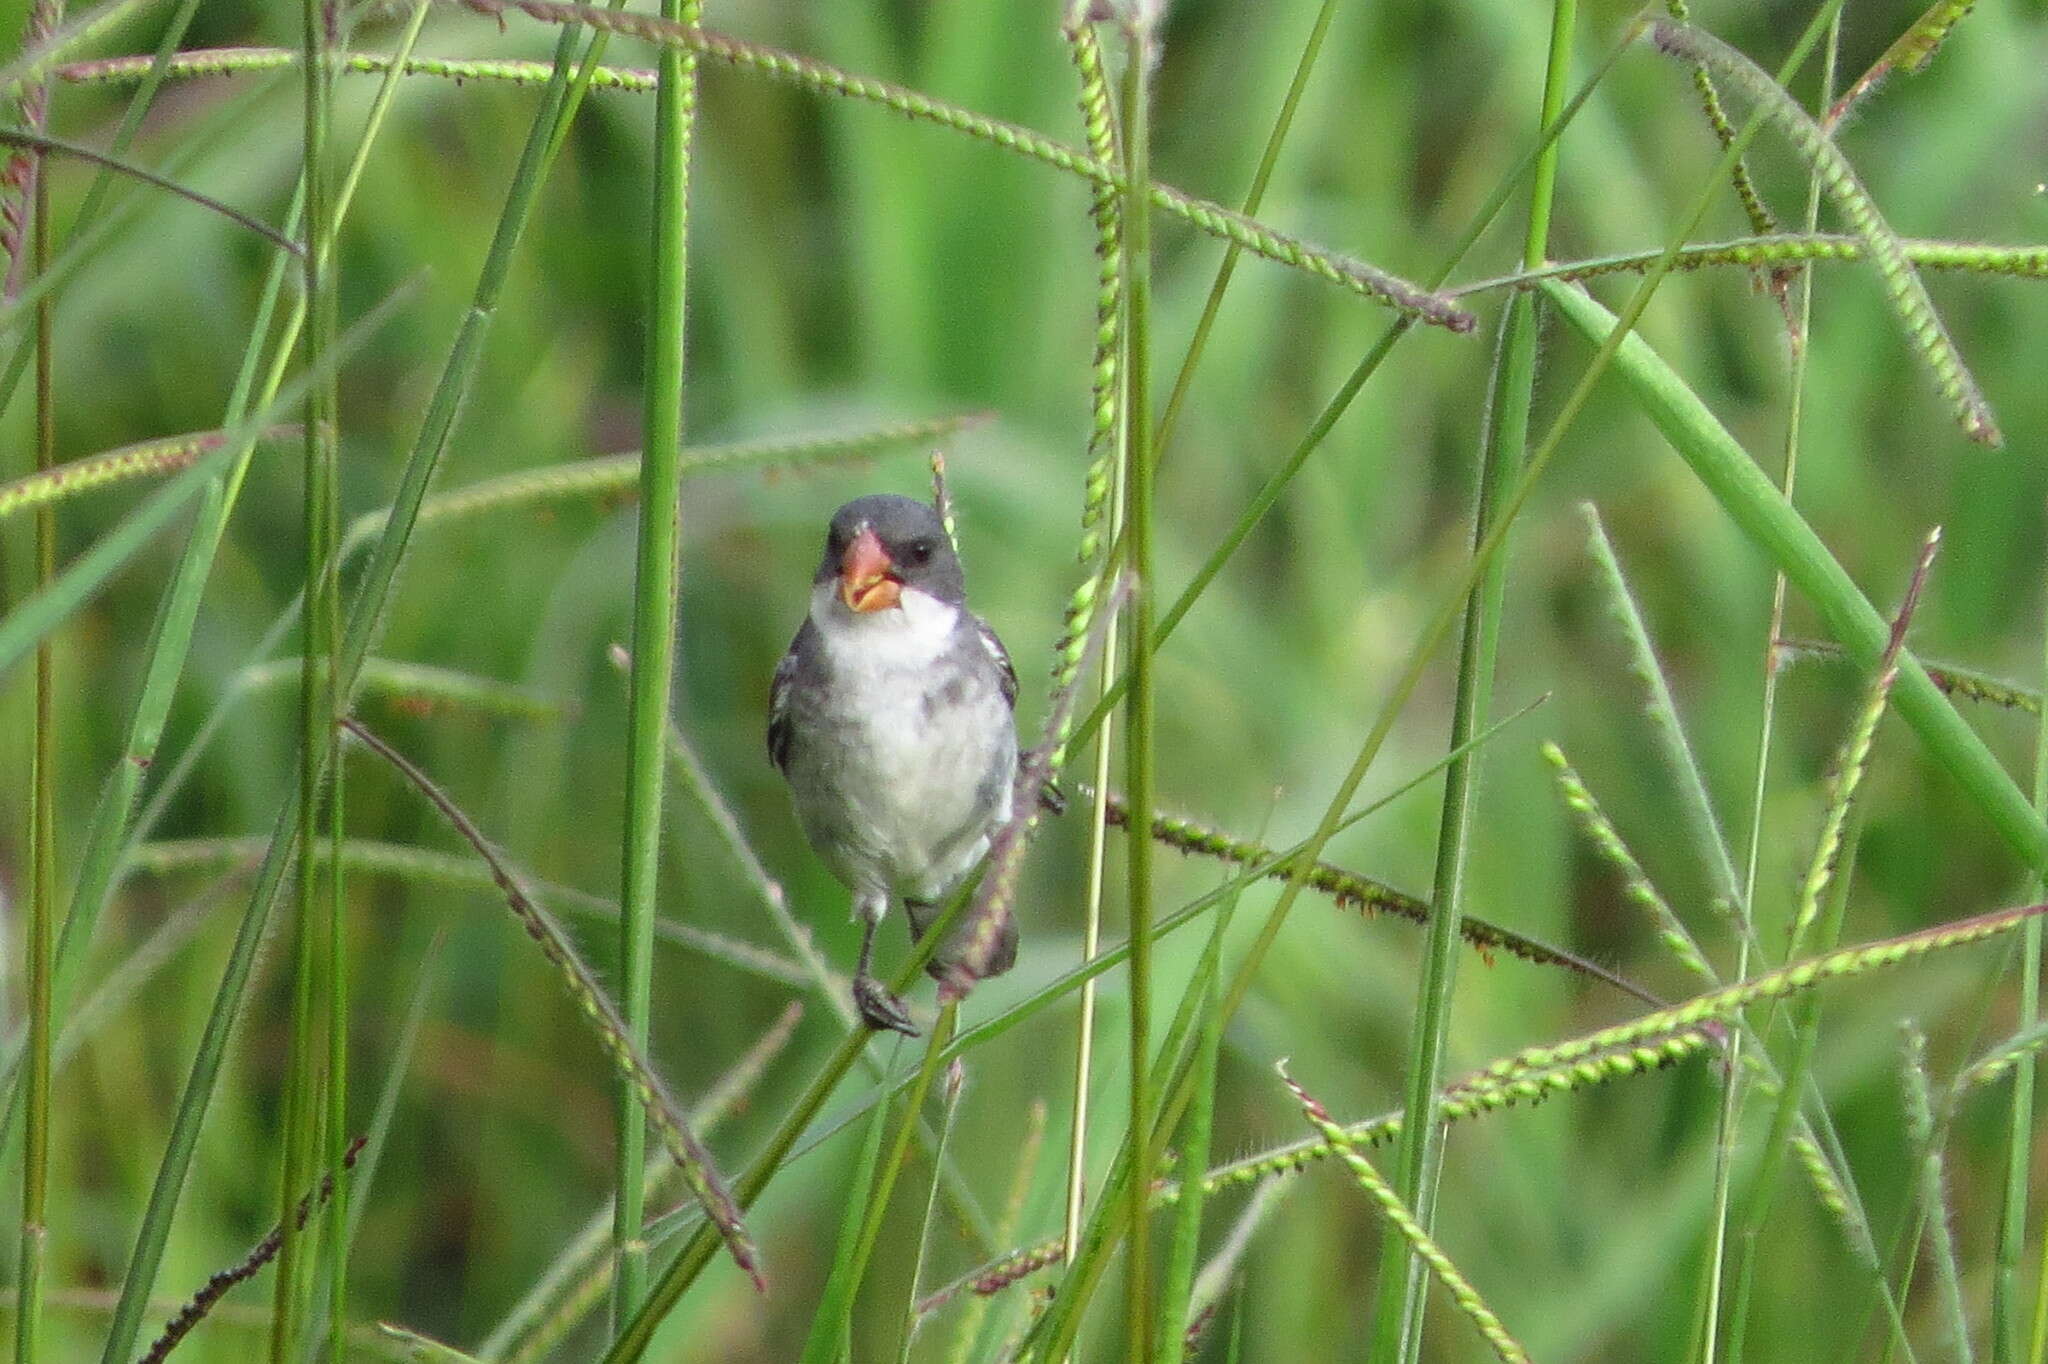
797,1054,899,1364
609,0,700,1323
1371,4,1573,1352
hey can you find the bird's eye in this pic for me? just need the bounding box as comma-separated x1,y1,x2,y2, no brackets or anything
905,539,935,566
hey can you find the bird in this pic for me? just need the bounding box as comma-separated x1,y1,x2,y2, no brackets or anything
768,493,1021,1035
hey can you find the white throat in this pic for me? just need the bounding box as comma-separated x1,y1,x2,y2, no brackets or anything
809,579,961,672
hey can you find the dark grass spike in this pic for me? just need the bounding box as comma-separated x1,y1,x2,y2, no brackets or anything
1086,786,1663,1006
1826,0,1977,130
1647,19,2001,447
0,0,53,299
140,1136,367,1364
1775,635,2040,715
339,719,762,1292
433,0,1474,330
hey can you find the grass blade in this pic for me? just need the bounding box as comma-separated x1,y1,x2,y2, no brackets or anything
609,0,700,1323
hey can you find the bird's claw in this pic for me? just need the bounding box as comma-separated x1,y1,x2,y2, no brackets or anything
854,973,918,1037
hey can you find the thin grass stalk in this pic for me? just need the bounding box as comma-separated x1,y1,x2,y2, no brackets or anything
312,6,354,1359
154,923,433,1361
1061,9,1123,1296
1730,539,1930,1364
800,1056,897,1364
1543,741,1716,984
1825,0,1977,131
2000,467,2048,1364
14,7,57,1346
809,1007,957,1362
0,427,297,519
1155,965,1221,1362
611,0,699,1325
1777,639,2044,714
1116,11,1160,1357
1662,0,1776,238
1581,508,1745,917
344,721,756,1280
1032,813,1271,1362
81,287,412,1363
1370,3,1571,1354
943,1100,1044,1363
92,3,629,1337
1716,22,1831,1357
896,882,2037,1322
897,1058,961,1363
1151,0,1338,460
1543,739,1906,1346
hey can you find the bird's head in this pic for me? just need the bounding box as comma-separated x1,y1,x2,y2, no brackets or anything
814,494,965,614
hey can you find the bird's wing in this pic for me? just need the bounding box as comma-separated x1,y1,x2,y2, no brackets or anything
974,615,1018,711
767,621,811,773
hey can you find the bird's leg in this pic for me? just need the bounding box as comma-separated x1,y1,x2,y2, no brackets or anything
851,895,917,1036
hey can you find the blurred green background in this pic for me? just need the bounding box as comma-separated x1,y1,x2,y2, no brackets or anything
3,0,2048,1357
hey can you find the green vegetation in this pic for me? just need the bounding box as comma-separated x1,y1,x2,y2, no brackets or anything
3,0,2047,1359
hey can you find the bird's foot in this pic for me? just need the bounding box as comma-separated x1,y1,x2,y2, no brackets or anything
853,972,918,1037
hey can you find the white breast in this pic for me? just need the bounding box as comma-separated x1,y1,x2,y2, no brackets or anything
800,582,1016,901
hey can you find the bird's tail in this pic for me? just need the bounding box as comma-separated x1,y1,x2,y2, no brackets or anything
905,898,1018,982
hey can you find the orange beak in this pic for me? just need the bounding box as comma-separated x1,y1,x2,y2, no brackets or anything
838,526,902,613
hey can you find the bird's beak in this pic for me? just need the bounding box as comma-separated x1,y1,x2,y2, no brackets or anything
838,526,902,613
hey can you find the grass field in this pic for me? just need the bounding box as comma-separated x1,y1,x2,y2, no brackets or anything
3,0,2048,1359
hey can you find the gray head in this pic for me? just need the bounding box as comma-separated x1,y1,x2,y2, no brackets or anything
814,494,966,612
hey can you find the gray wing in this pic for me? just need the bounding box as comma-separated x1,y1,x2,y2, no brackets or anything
974,615,1018,711
767,620,815,773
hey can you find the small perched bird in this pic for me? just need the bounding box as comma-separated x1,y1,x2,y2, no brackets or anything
768,494,1020,1035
